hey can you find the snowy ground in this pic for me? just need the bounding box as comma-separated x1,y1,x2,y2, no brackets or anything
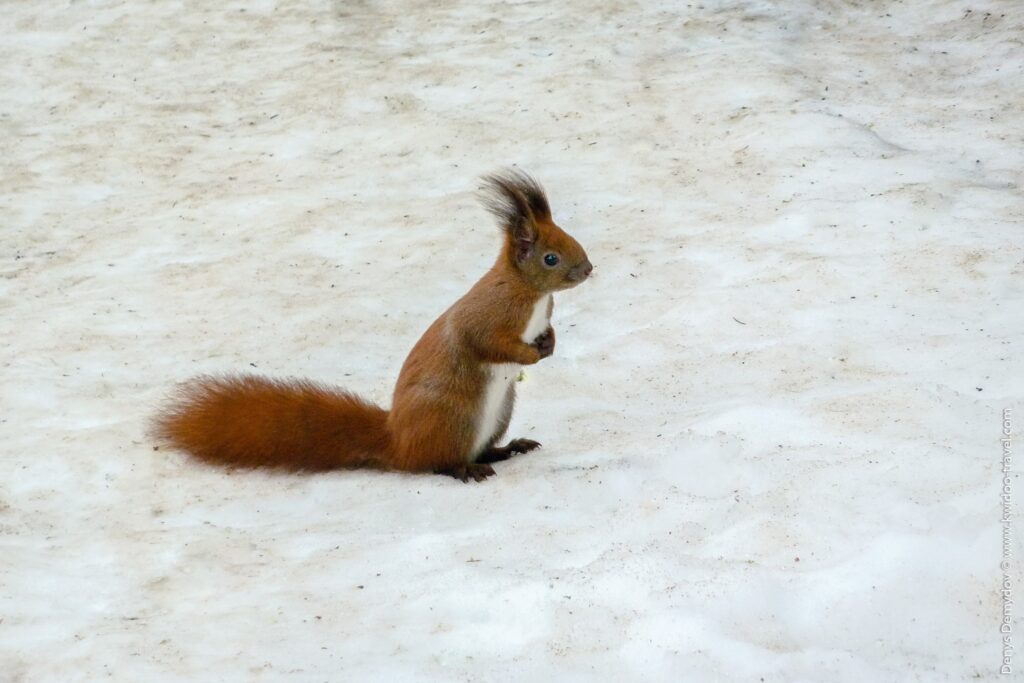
2,0,1022,680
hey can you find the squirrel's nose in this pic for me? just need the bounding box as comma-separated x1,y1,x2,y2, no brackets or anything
569,259,593,282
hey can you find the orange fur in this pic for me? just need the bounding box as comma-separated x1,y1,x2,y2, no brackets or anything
152,375,389,471
152,170,591,479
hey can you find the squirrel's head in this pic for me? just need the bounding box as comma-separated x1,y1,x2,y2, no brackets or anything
481,169,592,292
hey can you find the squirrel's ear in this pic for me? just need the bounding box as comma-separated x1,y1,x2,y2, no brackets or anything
480,169,550,263
510,213,537,263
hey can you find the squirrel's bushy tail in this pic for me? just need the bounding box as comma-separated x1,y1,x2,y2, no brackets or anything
151,374,391,471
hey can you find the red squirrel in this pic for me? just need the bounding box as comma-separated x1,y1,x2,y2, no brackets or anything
152,170,592,482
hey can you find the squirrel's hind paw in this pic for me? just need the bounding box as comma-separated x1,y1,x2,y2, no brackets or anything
435,462,496,482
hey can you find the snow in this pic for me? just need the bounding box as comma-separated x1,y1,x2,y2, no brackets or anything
2,0,1022,680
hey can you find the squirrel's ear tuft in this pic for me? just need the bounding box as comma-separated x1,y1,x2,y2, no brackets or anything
479,169,551,263
479,169,551,231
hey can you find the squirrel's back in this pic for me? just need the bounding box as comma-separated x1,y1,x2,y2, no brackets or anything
152,375,391,471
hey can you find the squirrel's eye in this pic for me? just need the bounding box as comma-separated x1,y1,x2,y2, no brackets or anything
543,253,560,267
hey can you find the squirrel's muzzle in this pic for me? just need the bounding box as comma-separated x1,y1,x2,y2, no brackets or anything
568,259,593,283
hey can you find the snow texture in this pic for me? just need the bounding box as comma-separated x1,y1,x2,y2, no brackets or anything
2,0,1022,681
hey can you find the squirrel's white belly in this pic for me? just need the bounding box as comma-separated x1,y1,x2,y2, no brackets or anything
470,294,551,458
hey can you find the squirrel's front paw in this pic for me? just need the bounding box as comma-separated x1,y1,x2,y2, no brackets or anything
533,328,555,359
